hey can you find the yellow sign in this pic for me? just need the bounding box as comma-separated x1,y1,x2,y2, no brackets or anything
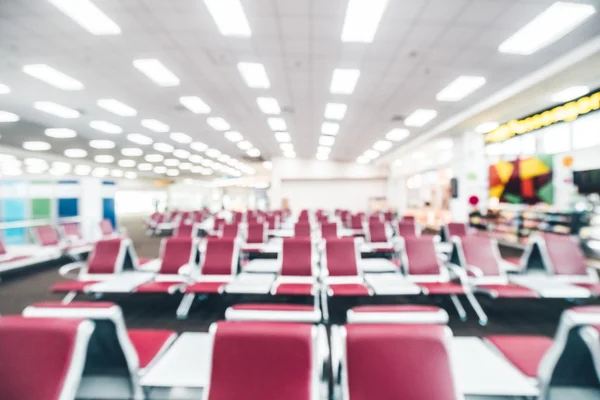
485,91,600,144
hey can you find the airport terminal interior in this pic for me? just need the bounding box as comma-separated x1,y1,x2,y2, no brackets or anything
2,0,600,399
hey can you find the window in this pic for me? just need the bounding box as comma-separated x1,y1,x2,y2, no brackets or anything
572,113,600,150
521,134,536,155
541,124,571,154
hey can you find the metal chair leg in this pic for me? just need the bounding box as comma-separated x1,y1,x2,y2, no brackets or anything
176,293,195,319
61,291,77,304
449,294,467,321
465,291,488,326
320,288,329,323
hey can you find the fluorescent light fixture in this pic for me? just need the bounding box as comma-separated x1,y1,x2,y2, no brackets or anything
201,159,214,167
127,133,153,145
552,85,590,102
436,139,454,150
246,148,261,157
64,149,87,158
218,154,231,162
23,64,83,90
164,158,180,167
23,141,51,151
145,154,164,163
385,128,409,142
118,159,136,168
283,151,296,158
257,97,281,114
280,143,294,152
321,122,340,135
89,140,115,149
373,140,392,152
179,96,211,114
356,156,369,164
173,149,191,159
207,117,231,131
436,76,486,101
141,119,169,132
475,122,499,134
154,166,167,174
94,155,115,164
237,141,253,150
179,163,193,170
34,101,80,118
274,132,291,143
74,165,91,175
90,120,122,134
267,118,287,131
341,0,388,42
190,142,208,152
111,169,124,178
330,68,360,94
404,109,437,127
237,62,270,89
317,146,332,154
97,99,137,116
46,0,120,34
137,163,153,171
24,158,48,167
499,2,596,55
125,171,137,179
316,153,329,161
324,103,347,120
205,148,222,158
121,148,143,157
225,131,244,142
204,0,251,37
319,136,335,146
169,132,193,144
189,155,204,163
200,168,213,176
45,128,76,138
133,59,179,87
0,111,20,122
364,149,380,159
166,169,180,177
153,142,175,153
0,84,10,94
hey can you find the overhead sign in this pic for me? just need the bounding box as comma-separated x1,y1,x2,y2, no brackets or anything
485,90,600,144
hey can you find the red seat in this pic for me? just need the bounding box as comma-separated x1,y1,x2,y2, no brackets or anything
419,282,465,295
347,305,449,324
320,222,339,239
366,221,389,243
477,284,538,298
127,329,177,369
294,222,311,238
134,281,182,293
221,223,239,239
246,223,267,244
34,225,61,247
328,283,370,296
183,281,226,294
273,283,315,295
52,280,99,292
229,304,315,312
396,221,419,237
324,238,370,297
485,335,553,378
352,305,442,313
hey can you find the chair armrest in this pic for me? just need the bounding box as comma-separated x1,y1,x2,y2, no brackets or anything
446,262,467,282
58,262,86,279
178,263,199,283
465,265,484,278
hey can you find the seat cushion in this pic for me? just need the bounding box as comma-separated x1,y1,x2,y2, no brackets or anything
138,257,154,266
328,283,370,296
51,280,98,293
351,305,442,313
0,255,31,263
273,283,315,296
575,283,600,296
476,284,539,298
418,282,465,295
134,281,183,293
183,281,227,294
230,304,315,312
127,329,176,369
485,335,553,378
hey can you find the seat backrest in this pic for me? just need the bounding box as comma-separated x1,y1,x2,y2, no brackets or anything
206,321,317,400
403,237,442,276
0,239,6,255
402,215,415,222
87,239,127,275
0,316,94,400
384,211,394,222
325,238,360,277
266,215,280,230
349,215,363,230
62,223,82,239
294,222,312,238
447,222,468,238
280,238,314,277
201,238,238,276
99,219,114,236
246,223,266,244
175,223,195,237
320,222,339,239
35,225,61,246
456,236,502,277
298,210,310,221
368,215,382,224
342,324,460,400
160,237,197,275
541,233,589,276
367,222,388,243
213,218,226,232
396,221,418,237
221,223,239,239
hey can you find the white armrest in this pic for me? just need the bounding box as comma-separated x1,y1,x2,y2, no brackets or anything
466,265,484,278
446,263,467,282
58,262,86,279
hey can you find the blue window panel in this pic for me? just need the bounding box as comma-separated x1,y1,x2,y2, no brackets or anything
58,198,79,218
2,228,27,245
103,198,116,228
103,180,116,186
59,180,79,184
1,199,26,222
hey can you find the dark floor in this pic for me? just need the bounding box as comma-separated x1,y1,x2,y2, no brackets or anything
0,215,597,337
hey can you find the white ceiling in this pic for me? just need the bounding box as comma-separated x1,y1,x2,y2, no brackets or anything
1,0,600,172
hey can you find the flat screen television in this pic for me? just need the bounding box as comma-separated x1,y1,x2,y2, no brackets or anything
574,169,600,194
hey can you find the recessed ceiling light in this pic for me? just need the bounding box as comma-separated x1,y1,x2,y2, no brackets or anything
145,154,164,163
164,158,180,167
97,99,137,116
201,159,214,167
118,159,136,168
330,68,361,94
179,96,211,114
412,151,426,160
316,153,329,161
404,109,437,127
111,169,124,178
245,148,260,158
205,148,222,158
95,155,115,164
89,140,115,149
268,117,287,131
475,122,499,134
237,141,253,150
24,158,48,167
274,132,291,143
191,166,204,174
141,119,169,133
154,166,167,174
341,0,388,43
200,168,214,176
23,141,51,151
551,85,590,102
385,128,409,142
257,97,281,114
356,156,370,164
207,117,231,131
498,2,596,55
170,132,193,144
436,139,454,150
89,120,122,134
321,122,340,135
64,148,87,158
133,59,179,87
166,169,180,177
263,161,272,170
237,62,270,89
22,64,83,90
317,146,332,154
33,101,80,118
121,148,143,157
364,149,380,159
324,103,347,120
179,163,193,170
319,136,335,146
436,76,486,101
173,149,191,159
92,167,109,177
373,140,392,152
137,163,153,171
153,142,175,153
189,155,204,163
224,131,244,143
46,0,121,35
204,0,251,37
0,84,10,94
283,151,296,158
190,142,208,152
0,154,16,162
218,154,231,163
125,171,137,179
0,111,20,122
280,143,294,152
45,128,76,138
127,133,153,145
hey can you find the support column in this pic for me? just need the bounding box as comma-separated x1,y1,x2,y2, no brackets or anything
79,178,103,241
